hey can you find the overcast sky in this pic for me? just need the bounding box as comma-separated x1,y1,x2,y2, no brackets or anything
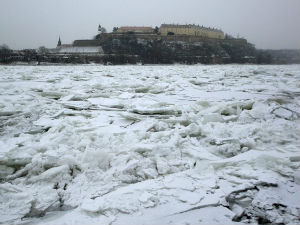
0,0,299,50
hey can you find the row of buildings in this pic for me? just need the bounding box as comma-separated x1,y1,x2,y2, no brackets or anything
116,24,224,39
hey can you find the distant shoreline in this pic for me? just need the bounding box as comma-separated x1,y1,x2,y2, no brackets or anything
1,62,299,66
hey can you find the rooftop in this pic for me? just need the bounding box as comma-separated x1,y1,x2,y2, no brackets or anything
55,46,104,54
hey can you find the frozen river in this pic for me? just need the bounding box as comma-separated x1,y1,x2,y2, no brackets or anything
0,64,299,224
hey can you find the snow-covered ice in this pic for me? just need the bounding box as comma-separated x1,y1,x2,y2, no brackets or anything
0,64,299,224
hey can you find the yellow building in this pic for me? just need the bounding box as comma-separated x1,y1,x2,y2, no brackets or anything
159,24,224,39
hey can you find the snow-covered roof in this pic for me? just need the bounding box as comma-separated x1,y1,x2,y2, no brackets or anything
56,46,104,54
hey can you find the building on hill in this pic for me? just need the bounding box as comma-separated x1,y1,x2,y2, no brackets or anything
159,24,224,39
116,26,154,34
54,37,103,55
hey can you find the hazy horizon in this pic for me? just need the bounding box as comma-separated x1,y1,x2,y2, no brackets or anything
0,0,299,50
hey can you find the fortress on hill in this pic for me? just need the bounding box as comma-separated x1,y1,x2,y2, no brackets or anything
57,23,227,50
55,23,229,56
47,22,262,64
115,24,224,39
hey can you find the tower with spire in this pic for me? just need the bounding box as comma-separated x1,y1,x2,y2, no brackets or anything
57,36,61,47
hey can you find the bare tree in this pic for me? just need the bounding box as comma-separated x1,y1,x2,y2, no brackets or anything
100,27,107,34
0,44,10,50
0,44,12,63
113,27,119,32
37,46,49,55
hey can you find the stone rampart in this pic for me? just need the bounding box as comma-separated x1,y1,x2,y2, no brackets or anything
97,33,247,45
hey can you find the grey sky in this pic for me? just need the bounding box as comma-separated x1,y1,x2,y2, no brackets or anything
0,0,299,50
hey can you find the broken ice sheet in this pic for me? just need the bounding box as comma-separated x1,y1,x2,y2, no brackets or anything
0,64,299,225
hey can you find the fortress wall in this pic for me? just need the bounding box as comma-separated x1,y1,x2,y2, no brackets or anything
99,33,247,45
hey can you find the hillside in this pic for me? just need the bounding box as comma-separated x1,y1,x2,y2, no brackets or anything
95,33,258,64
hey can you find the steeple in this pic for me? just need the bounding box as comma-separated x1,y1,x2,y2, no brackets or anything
57,36,61,47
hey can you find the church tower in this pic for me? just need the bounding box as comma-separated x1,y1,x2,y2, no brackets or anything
57,36,62,47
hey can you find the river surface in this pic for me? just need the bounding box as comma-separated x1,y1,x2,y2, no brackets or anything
0,64,299,224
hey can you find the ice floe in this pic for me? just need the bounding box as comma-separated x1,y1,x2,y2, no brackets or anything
0,64,299,224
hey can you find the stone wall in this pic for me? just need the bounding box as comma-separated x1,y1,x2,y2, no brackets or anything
98,33,247,45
